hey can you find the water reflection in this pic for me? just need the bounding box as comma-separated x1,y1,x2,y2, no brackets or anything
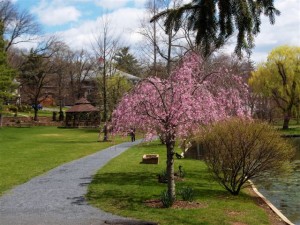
254,138,300,225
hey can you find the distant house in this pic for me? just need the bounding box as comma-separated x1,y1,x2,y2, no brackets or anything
39,95,56,107
112,69,141,84
79,68,141,105
18,68,141,107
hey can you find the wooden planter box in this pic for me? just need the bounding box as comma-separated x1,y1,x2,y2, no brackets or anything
142,154,159,164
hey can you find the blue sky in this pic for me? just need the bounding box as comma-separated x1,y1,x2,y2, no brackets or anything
16,0,146,33
12,0,300,64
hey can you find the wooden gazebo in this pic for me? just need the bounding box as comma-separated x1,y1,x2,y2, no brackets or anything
65,98,100,128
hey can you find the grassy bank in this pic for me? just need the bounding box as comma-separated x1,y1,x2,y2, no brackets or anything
87,141,270,225
0,127,128,195
272,119,300,135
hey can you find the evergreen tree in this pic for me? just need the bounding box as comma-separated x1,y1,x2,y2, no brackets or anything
0,22,16,121
151,0,280,57
114,47,141,76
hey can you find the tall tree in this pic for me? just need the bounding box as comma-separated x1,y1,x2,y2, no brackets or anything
112,53,249,203
139,0,188,78
0,21,16,126
249,45,300,130
140,0,160,76
0,0,40,52
19,37,59,121
92,15,121,141
51,41,71,121
65,49,94,104
151,0,280,57
97,74,132,122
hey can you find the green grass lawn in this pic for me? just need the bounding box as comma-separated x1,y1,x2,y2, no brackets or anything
272,119,300,135
87,141,270,225
0,126,128,195
279,126,300,135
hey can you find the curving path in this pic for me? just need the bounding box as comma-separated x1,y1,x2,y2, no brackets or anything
0,139,154,225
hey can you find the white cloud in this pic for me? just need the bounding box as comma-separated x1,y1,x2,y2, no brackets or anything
57,7,145,51
251,0,300,63
14,0,300,65
31,1,81,26
108,8,145,44
221,0,300,64
57,21,96,51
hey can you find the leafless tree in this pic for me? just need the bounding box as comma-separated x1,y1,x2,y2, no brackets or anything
138,0,197,78
91,15,121,141
18,36,60,121
65,49,95,105
0,0,40,52
50,41,72,120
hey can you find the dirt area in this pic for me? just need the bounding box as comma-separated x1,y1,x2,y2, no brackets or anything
144,199,207,209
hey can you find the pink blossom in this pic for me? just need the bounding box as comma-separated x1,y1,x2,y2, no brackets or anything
112,53,249,139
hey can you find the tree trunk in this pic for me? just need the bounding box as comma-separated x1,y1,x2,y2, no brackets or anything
103,123,108,142
34,108,38,121
296,107,300,125
283,110,291,130
166,137,176,202
59,99,64,121
102,54,108,142
153,0,157,77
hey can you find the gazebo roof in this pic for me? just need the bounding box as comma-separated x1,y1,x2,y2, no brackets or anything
66,98,99,113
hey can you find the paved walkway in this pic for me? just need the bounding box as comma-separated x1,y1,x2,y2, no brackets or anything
0,140,151,225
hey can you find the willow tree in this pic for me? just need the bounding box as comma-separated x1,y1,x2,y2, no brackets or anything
249,46,300,130
151,0,280,56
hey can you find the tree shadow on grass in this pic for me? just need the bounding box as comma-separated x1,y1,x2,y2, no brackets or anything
90,171,244,201
90,172,159,187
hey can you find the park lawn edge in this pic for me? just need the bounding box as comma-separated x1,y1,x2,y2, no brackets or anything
0,127,129,195
87,140,278,225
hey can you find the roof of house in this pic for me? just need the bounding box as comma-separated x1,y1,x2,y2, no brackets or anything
116,69,141,81
85,68,141,82
66,97,99,113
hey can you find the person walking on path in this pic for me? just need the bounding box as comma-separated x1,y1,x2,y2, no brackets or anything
129,128,135,142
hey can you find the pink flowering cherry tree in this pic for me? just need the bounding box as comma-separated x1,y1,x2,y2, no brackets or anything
112,53,249,203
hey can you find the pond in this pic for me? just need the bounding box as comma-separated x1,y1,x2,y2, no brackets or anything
254,138,300,225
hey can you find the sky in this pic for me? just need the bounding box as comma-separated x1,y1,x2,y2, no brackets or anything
12,0,300,65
